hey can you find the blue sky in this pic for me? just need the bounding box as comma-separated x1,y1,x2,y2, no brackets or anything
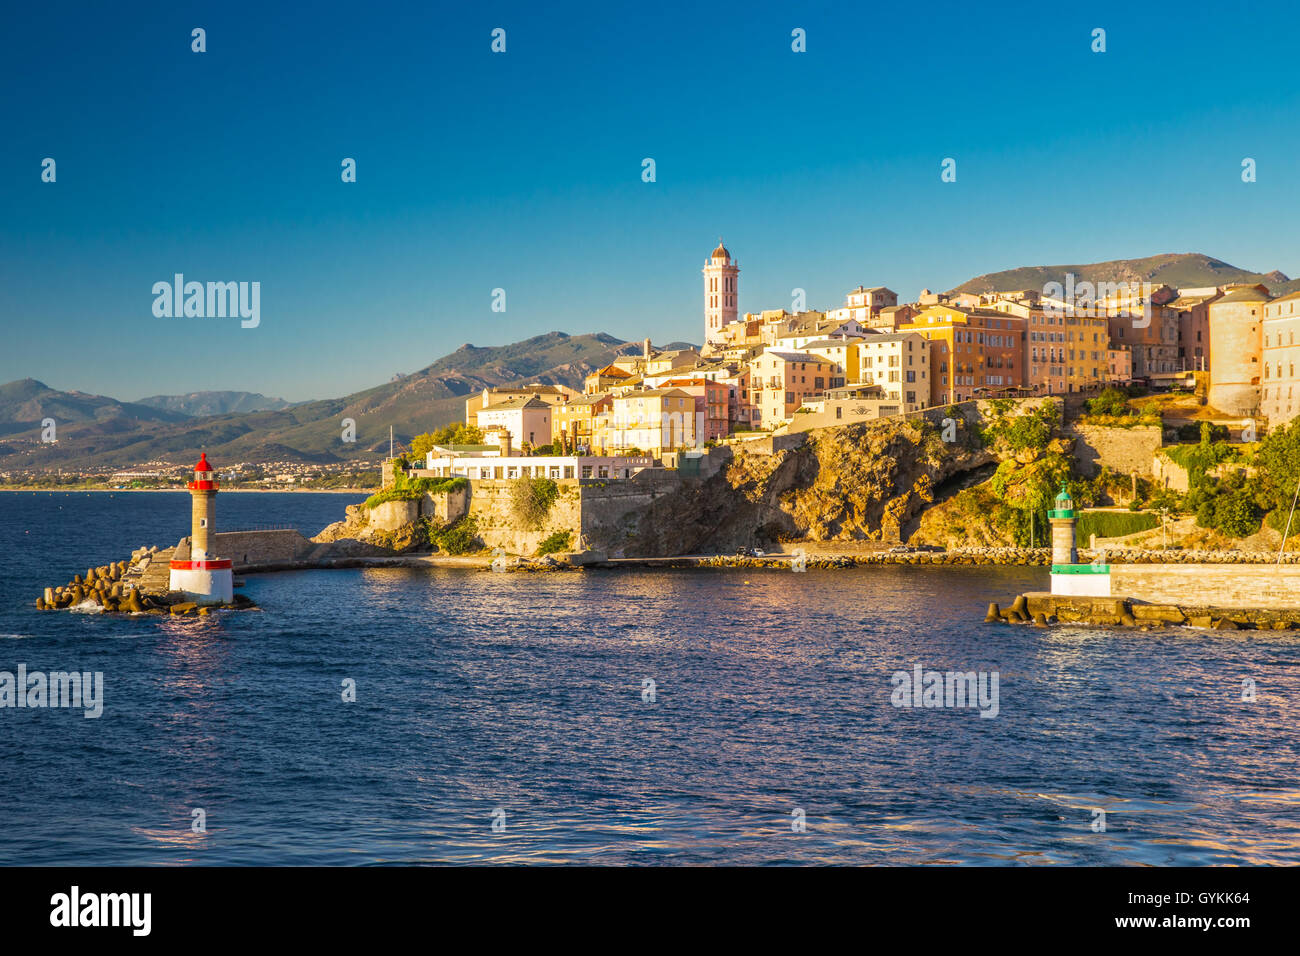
2,0,1297,402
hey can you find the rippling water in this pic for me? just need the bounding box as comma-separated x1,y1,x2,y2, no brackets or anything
1,491,1298,865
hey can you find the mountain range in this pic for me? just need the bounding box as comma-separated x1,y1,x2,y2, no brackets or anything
135,391,295,417
0,332,643,470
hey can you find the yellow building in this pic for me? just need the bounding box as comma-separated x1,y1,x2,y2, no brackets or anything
853,332,929,409
791,338,859,386
645,349,701,376
745,350,839,427
602,388,698,454
584,364,634,394
989,297,1107,394
552,393,613,453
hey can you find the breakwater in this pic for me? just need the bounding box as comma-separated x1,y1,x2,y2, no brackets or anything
33,546,257,616
988,592,1300,631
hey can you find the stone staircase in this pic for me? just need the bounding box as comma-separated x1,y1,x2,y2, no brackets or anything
134,546,177,594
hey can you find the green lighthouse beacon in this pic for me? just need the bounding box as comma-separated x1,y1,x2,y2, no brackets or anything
1048,483,1077,568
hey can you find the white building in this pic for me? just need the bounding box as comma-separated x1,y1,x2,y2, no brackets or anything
855,332,929,409
474,396,552,450
825,285,898,325
419,451,653,480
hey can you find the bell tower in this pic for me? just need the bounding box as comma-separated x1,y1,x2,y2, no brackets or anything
703,238,739,345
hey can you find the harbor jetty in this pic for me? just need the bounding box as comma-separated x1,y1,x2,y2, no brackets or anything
988,486,1300,629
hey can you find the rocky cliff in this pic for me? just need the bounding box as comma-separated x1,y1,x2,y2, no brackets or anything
603,409,997,555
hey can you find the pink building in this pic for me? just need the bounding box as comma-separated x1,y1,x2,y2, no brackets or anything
1108,347,1133,385
660,377,731,442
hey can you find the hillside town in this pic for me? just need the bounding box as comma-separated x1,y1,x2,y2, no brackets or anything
424,240,1296,477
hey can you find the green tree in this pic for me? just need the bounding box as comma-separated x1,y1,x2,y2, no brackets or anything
981,402,1060,453
412,423,485,455
1213,487,1261,537
1255,419,1300,515
434,515,479,554
1087,387,1130,417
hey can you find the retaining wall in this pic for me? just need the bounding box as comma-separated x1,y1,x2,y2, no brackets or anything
464,471,685,555
1110,563,1300,608
1068,423,1162,477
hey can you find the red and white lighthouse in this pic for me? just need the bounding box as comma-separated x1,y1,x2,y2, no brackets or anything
168,452,234,604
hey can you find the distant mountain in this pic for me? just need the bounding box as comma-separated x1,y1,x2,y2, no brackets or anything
0,378,189,439
135,391,294,417
0,332,634,470
950,253,1296,297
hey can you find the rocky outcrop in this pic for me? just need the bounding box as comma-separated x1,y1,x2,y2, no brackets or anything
312,502,429,555
601,412,993,555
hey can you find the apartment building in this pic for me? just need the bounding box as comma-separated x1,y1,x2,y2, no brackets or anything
854,332,929,409
790,338,858,386
1260,291,1300,427
991,297,1107,394
474,396,553,450
1168,290,1221,371
747,349,839,427
551,393,612,453
1100,284,1180,379
603,388,698,454
659,377,731,442
826,285,899,326
466,384,575,422
900,306,1025,405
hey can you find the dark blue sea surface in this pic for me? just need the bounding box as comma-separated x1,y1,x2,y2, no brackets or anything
1,491,1298,865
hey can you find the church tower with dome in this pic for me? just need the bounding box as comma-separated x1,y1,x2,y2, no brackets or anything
702,239,739,345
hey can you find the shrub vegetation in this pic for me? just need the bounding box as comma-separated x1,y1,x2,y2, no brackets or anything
510,476,559,529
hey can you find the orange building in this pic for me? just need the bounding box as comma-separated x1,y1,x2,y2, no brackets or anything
584,364,634,395
900,306,1026,405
